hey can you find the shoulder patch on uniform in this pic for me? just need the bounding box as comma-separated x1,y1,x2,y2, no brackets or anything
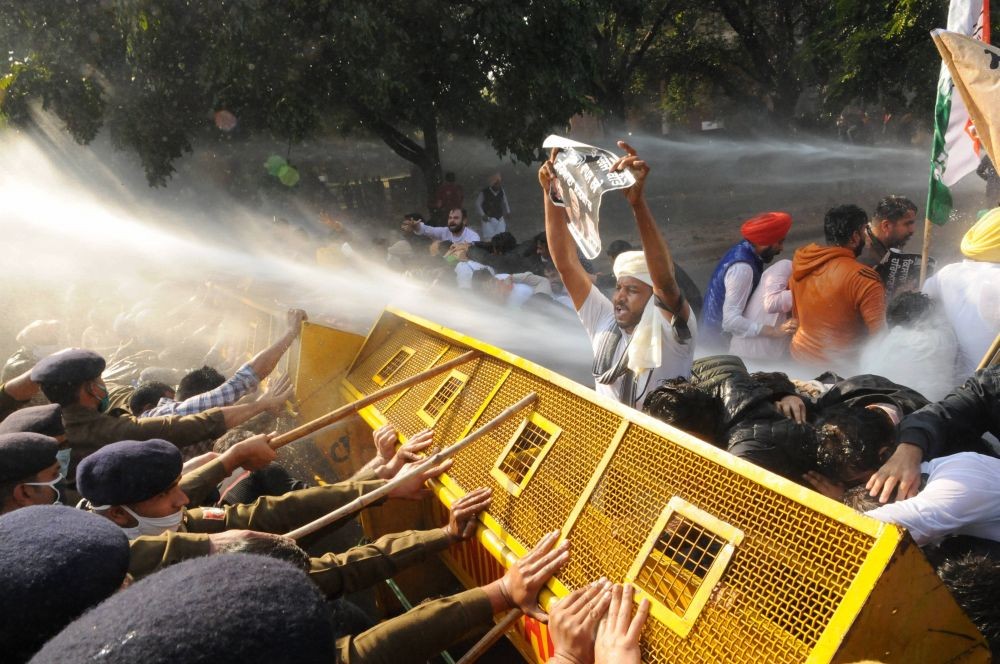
200,507,226,520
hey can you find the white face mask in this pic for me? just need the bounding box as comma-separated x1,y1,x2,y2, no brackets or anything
120,505,184,538
23,473,64,506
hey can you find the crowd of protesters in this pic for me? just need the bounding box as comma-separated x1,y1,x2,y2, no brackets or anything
2,142,1000,662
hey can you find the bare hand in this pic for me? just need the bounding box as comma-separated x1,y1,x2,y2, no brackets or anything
550,580,614,664
387,457,453,500
866,442,923,503
376,428,433,479
595,584,649,664
780,318,799,334
803,470,846,501
229,432,277,471
774,395,806,424
401,219,418,233
286,309,307,335
538,148,559,191
501,530,571,622
260,374,294,414
610,141,649,206
445,487,493,542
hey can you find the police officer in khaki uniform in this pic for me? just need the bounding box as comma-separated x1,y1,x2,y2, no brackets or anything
29,349,292,484
76,437,459,586
33,529,571,664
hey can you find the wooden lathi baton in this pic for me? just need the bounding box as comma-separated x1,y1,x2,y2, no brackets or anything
455,608,523,664
284,391,538,540
268,349,481,450
978,332,1000,370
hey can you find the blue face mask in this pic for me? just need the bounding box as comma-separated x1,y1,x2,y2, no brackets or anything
91,382,111,413
55,448,72,478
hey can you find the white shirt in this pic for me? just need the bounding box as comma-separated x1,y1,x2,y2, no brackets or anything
455,260,493,289
720,262,761,337
866,453,1000,546
923,260,1000,384
729,260,794,361
414,221,480,244
577,284,696,410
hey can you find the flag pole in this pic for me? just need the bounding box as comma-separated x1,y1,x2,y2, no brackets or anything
919,218,933,286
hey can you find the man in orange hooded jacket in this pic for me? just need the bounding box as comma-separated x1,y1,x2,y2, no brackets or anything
789,204,886,366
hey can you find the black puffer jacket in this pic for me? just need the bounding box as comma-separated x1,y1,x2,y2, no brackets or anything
816,374,929,415
691,355,818,480
899,367,1000,460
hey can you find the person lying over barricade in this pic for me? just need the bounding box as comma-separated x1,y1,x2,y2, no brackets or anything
866,365,1000,504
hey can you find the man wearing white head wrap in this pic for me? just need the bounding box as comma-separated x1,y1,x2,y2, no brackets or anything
539,142,696,410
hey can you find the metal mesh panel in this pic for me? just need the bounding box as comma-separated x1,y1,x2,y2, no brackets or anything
560,424,875,663
496,421,551,487
446,370,622,552
346,324,450,413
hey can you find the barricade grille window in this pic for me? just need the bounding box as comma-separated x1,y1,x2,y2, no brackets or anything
497,421,550,486
423,376,463,419
374,348,413,383
636,514,726,616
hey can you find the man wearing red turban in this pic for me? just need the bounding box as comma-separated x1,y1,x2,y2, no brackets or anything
701,211,795,351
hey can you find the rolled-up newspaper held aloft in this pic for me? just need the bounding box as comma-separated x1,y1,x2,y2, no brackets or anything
542,135,636,259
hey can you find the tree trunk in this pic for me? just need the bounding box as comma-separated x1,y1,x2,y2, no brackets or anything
421,118,443,205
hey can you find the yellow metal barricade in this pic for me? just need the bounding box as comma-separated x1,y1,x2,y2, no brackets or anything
300,308,988,664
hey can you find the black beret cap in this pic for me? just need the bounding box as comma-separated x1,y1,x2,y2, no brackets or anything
0,505,129,662
0,432,58,483
76,439,181,506
31,553,334,664
0,404,65,438
29,348,105,385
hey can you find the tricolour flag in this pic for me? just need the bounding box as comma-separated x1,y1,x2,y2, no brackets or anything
932,31,1000,177
926,0,990,226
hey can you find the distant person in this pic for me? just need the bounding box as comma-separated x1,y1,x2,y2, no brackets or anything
430,171,464,223
139,309,305,417
729,259,796,362
701,212,794,350
0,432,62,514
922,208,1000,384
402,207,480,244
859,292,958,402
858,195,918,269
540,142,695,410
789,204,885,368
470,269,554,307
475,173,511,241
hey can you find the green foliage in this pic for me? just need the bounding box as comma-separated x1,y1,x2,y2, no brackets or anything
0,0,966,188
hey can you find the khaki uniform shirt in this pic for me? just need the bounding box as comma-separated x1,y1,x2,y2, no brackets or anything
336,588,494,663
62,404,228,481
128,477,386,576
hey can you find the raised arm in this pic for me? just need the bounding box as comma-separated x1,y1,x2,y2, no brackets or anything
539,153,594,309
612,141,690,323
247,309,307,380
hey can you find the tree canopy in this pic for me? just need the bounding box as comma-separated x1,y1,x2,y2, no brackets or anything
0,0,962,190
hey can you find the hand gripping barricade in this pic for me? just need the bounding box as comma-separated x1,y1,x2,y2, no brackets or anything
293,308,989,664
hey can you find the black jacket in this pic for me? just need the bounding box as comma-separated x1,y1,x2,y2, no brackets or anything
899,367,1000,460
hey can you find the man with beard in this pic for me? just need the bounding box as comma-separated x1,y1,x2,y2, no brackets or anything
789,204,885,367
700,212,794,350
540,142,695,410
401,207,480,244
858,195,918,269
